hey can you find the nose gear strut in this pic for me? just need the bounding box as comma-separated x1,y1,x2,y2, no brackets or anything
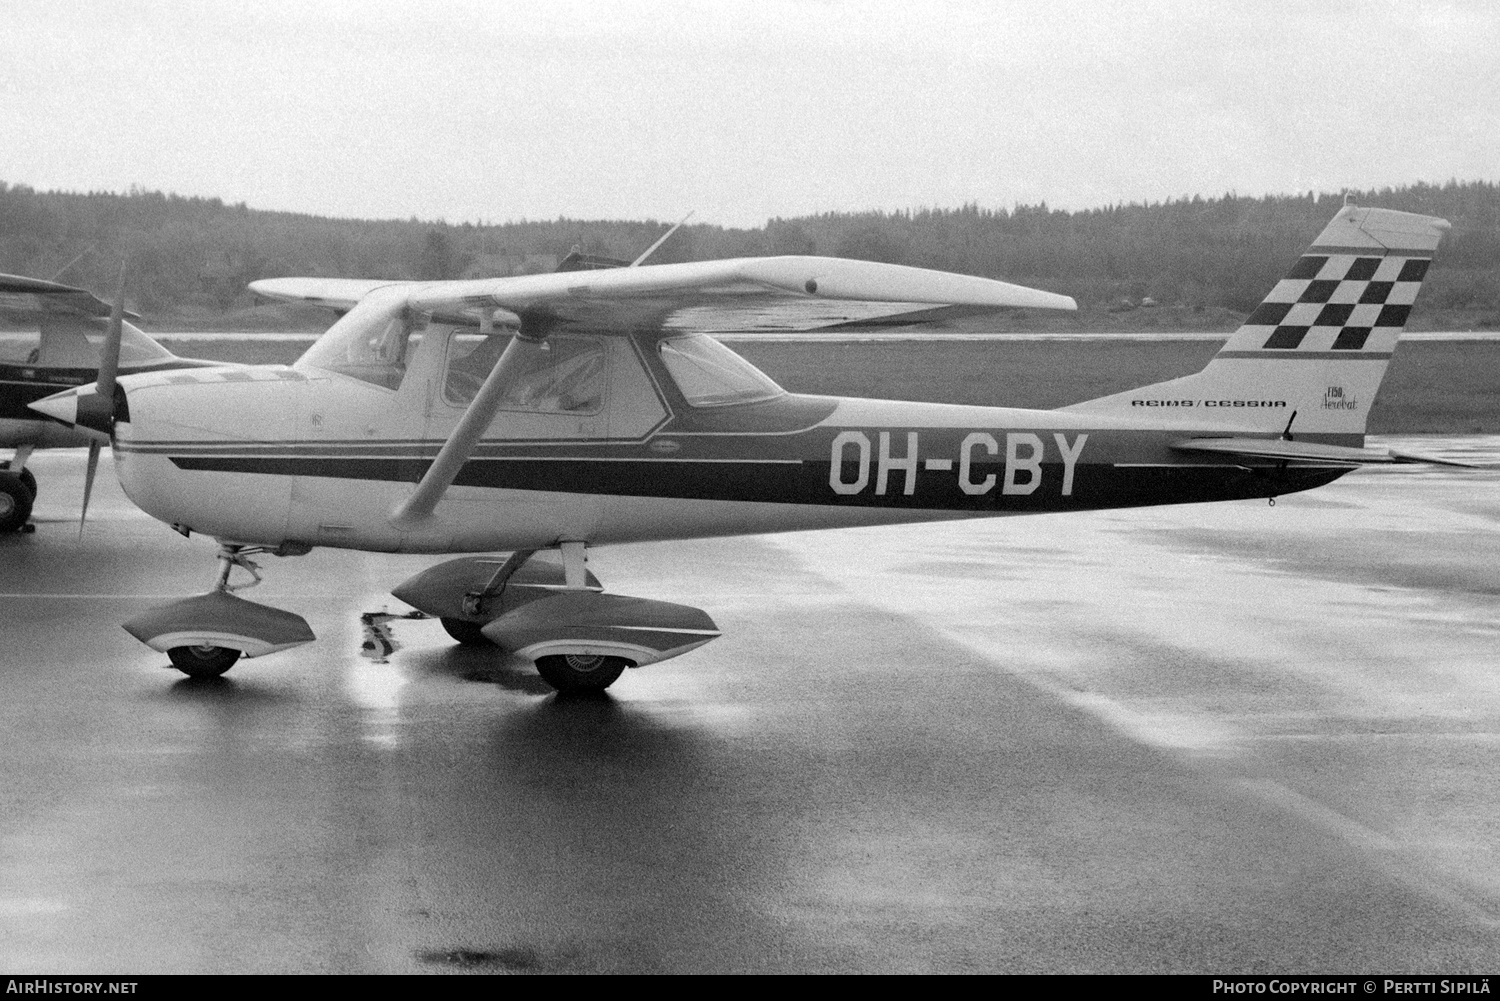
215,544,269,592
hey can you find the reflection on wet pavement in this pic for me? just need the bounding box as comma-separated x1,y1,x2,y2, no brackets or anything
2,439,1499,971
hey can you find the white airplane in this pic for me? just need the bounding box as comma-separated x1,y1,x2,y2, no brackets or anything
0,272,222,532
31,205,1462,691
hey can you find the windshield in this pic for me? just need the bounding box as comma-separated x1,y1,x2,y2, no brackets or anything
295,288,420,390
659,334,784,407
105,322,180,365
0,320,176,367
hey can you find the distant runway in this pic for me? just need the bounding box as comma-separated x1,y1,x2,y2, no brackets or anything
1,440,1499,972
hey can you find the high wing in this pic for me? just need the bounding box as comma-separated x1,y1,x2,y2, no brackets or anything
405,255,1077,331
0,273,142,321
1172,437,1477,468
247,277,406,314
253,257,1076,332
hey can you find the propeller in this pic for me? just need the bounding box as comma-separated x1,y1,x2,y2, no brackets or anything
79,262,127,537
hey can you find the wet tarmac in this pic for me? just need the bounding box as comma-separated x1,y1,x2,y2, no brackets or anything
2,439,1499,973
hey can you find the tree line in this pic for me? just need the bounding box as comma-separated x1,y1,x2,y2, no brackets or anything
0,179,1495,323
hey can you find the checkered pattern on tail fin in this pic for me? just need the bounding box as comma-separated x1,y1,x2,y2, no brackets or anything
1065,205,1449,440
1220,226,1436,358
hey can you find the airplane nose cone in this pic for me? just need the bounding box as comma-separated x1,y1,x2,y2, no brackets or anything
28,387,80,426
30,385,121,440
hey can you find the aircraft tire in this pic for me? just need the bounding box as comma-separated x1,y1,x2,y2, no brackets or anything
0,472,34,533
0,463,37,499
534,654,629,694
440,617,493,646
167,644,241,679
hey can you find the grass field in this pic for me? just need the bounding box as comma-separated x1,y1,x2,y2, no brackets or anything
163,336,1500,435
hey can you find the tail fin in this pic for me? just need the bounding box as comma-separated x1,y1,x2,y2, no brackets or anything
1065,205,1450,444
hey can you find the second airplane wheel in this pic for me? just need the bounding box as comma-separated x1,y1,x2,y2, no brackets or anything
440,617,493,646
0,463,37,498
0,472,34,533
534,654,629,693
168,644,242,679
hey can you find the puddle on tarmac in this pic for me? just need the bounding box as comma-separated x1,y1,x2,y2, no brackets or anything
360,609,429,664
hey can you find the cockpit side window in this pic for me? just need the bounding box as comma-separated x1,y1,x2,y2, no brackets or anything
444,332,607,413
659,334,784,407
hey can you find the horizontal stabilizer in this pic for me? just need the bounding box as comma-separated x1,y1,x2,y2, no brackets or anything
1172,437,1476,467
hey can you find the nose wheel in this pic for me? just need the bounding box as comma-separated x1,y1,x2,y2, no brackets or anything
127,543,315,680
165,545,266,677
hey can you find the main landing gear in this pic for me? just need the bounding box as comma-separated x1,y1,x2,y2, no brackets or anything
168,643,242,679
392,542,722,695
534,654,630,694
121,542,316,679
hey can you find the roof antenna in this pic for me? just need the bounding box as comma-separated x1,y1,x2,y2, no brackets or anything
49,243,96,283
1280,410,1297,441
631,211,694,267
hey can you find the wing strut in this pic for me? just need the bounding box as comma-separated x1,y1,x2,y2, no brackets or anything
389,317,553,526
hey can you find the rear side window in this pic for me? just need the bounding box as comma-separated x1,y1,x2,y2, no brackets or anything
659,334,783,407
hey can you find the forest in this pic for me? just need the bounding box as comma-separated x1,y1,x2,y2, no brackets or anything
0,179,1496,330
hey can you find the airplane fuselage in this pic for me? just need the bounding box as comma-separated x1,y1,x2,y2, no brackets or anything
106,325,1347,554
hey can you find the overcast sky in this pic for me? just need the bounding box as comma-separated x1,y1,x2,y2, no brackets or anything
2,0,1496,228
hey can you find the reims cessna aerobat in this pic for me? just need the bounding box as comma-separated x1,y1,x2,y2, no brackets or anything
0,272,221,533
31,205,1457,692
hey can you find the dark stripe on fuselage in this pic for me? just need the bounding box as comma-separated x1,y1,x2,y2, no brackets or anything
158,428,1350,512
